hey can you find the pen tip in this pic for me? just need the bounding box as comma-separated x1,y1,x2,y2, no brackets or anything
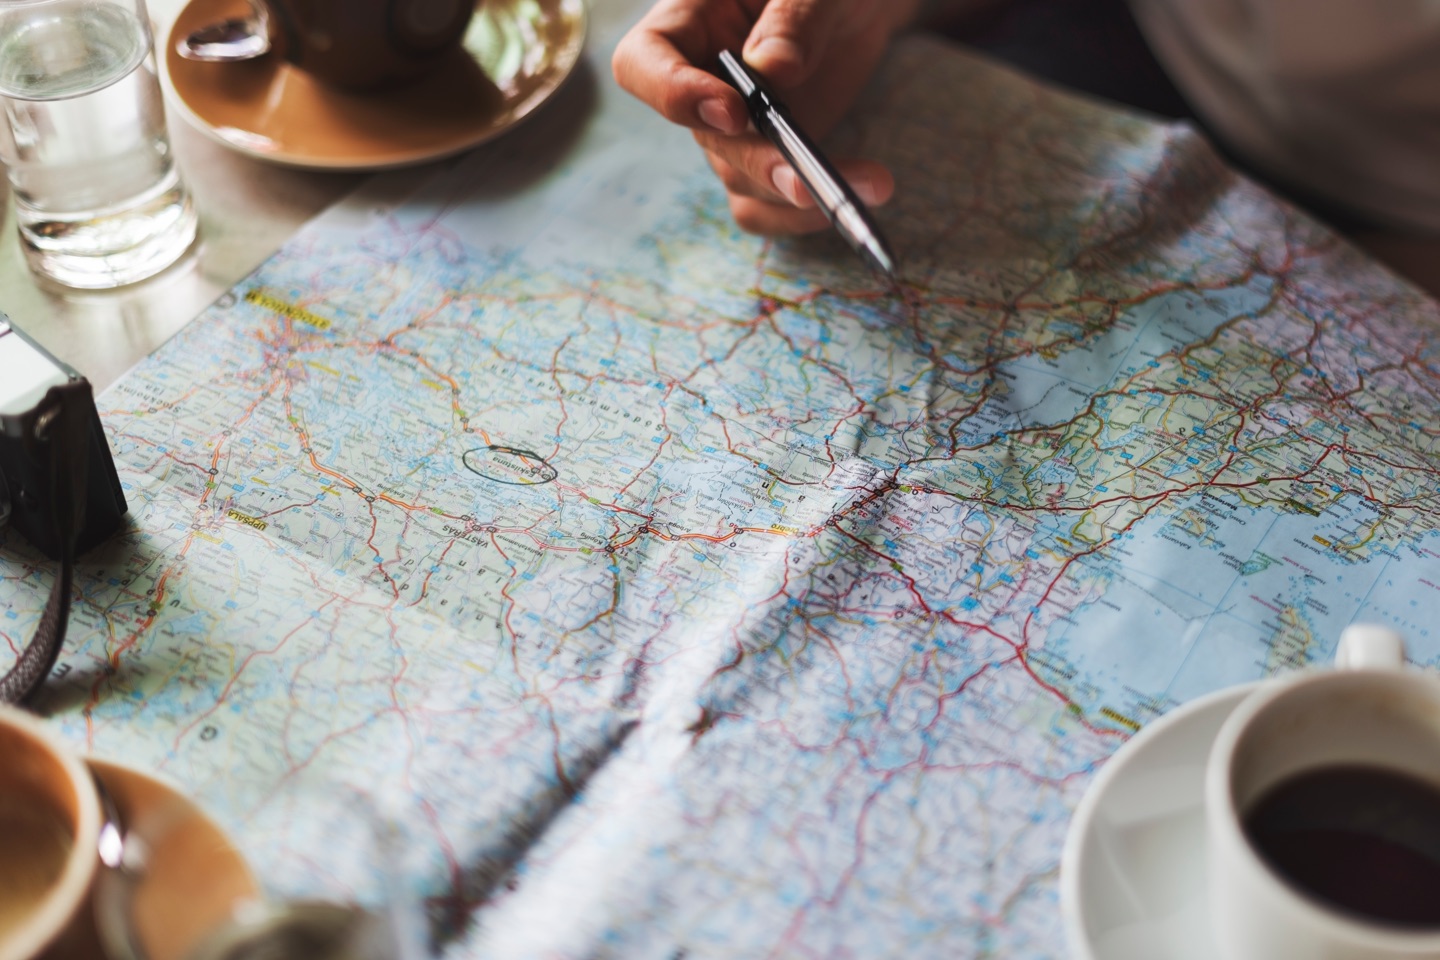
863,244,899,283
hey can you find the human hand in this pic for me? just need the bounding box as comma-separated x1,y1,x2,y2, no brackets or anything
613,0,921,235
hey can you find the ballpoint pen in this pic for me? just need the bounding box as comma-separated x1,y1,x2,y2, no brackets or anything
716,49,899,280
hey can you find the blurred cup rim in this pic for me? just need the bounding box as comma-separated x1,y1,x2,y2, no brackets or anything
0,704,102,960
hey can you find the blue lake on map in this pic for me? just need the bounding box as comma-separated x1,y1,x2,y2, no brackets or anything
992,279,1275,430
1042,490,1440,728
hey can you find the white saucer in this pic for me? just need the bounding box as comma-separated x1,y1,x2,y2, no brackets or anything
1061,682,1262,959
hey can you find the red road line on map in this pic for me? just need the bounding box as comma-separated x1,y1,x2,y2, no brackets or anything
85,232,1367,775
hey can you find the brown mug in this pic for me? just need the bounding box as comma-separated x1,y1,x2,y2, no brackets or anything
260,0,477,90
0,706,102,960
0,706,264,960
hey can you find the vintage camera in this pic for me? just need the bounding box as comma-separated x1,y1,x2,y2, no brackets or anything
0,317,128,560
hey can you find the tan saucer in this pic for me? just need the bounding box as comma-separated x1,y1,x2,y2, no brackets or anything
163,0,588,170
76,759,259,960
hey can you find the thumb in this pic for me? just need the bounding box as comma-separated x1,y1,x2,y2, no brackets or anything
743,0,848,89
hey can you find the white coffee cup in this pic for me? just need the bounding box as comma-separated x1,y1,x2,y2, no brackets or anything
1206,624,1440,959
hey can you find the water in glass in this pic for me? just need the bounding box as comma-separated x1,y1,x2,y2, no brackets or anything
0,0,197,288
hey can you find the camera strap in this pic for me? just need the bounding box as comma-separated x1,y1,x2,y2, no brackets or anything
0,380,91,706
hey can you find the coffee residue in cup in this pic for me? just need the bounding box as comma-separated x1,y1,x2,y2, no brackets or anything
0,795,74,934
1243,763,1440,927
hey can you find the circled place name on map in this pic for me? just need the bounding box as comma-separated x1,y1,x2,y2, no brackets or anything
463,446,558,486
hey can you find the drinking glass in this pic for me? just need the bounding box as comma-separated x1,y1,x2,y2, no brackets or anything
0,0,197,288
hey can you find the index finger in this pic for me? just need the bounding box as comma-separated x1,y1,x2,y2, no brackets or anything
612,1,750,134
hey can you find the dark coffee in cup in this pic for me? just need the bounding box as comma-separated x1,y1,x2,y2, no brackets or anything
261,0,477,90
1243,763,1440,928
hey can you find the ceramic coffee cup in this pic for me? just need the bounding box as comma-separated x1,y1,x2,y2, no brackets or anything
1206,624,1440,959
0,705,102,960
258,0,477,90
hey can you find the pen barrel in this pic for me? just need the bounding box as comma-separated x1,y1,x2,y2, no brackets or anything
718,49,898,277
760,103,896,274
755,103,852,215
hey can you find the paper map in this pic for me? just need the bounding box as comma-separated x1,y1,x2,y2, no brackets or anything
5,32,1440,958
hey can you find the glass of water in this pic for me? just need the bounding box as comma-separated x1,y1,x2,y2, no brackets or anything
0,0,197,288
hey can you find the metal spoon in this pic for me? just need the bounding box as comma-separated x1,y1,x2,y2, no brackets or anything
177,9,271,62
92,772,153,960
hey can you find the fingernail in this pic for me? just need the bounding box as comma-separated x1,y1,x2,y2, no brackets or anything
852,176,885,206
747,36,805,73
698,98,736,133
771,166,804,206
